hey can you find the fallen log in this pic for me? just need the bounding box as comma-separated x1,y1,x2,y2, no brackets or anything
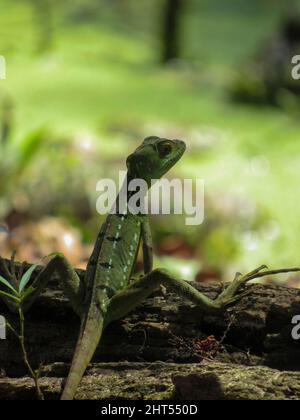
0,259,299,400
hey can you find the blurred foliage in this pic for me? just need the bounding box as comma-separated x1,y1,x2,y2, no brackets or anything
0,96,47,216
230,14,300,107
0,0,300,286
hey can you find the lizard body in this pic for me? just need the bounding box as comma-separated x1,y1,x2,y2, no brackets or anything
62,137,186,399
1,136,272,400
62,212,143,400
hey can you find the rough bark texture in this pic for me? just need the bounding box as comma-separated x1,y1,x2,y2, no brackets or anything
0,260,299,400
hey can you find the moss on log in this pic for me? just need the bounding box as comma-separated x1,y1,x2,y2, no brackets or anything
1,362,300,400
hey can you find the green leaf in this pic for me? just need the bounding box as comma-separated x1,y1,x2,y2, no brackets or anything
19,264,38,293
0,275,18,294
0,289,20,303
20,286,35,301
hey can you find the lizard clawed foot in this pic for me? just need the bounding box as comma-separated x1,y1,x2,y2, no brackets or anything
213,264,300,310
213,266,267,310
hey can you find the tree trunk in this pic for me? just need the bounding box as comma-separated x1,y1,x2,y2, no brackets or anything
162,0,183,63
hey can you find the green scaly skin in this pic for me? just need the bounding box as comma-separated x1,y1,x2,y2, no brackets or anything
59,137,187,399
3,136,298,400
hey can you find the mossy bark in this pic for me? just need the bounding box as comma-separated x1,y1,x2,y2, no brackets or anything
0,260,299,400
1,362,300,400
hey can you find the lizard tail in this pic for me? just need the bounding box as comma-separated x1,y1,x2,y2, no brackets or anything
61,314,104,400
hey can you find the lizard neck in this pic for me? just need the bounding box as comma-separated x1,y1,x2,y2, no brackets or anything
115,170,150,216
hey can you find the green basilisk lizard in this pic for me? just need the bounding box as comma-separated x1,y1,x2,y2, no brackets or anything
2,136,299,400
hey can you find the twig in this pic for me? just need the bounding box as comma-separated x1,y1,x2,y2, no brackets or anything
246,267,300,281
18,307,44,400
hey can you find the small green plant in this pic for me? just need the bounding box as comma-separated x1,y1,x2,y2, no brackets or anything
0,254,44,400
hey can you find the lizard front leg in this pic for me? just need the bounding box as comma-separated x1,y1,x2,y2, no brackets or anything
0,255,85,316
141,216,153,274
26,255,85,316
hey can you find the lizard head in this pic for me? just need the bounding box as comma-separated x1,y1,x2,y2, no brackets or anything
126,136,186,186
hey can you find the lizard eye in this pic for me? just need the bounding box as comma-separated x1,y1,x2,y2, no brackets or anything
158,142,173,157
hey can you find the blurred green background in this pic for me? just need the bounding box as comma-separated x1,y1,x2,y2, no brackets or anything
1,0,300,286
